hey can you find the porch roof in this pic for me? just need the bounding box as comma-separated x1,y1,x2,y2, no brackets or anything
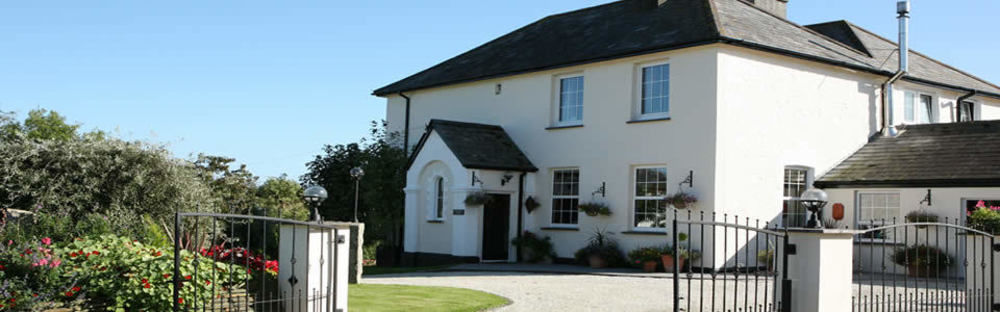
815,120,1000,188
407,119,538,172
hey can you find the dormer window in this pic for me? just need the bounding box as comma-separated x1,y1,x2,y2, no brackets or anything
903,91,934,124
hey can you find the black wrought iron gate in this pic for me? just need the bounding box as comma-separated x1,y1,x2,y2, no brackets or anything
670,209,792,312
172,212,343,311
852,219,996,311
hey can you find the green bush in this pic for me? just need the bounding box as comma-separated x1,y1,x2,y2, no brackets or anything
511,231,555,263
891,245,953,268
573,228,627,267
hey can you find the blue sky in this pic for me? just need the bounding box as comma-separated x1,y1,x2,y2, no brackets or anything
2,0,998,180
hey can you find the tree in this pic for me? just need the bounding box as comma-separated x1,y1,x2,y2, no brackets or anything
256,176,309,221
302,121,405,246
194,154,258,215
1,109,104,142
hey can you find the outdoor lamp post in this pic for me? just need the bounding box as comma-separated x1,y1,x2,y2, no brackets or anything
350,167,365,223
800,188,829,229
303,185,328,222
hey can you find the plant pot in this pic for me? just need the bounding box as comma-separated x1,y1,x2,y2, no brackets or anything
588,255,608,268
673,202,688,209
585,211,599,217
661,254,685,273
642,261,658,273
906,264,940,278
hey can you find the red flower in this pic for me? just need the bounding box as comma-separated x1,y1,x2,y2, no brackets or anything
143,283,151,289
0,264,5,270
205,280,211,285
32,294,38,297
65,291,74,297
177,298,184,304
91,251,100,255
184,275,192,280
72,286,81,292
163,273,171,279
141,278,148,283
69,252,78,258
9,298,14,303
154,251,162,257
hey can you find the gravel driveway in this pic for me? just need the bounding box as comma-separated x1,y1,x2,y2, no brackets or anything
364,271,682,312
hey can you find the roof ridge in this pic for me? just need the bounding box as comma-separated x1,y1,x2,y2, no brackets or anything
726,0,873,59
429,119,503,129
847,23,1000,92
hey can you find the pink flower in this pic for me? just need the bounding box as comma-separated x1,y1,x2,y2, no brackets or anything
49,259,61,268
40,237,52,246
34,258,49,267
977,200,987,208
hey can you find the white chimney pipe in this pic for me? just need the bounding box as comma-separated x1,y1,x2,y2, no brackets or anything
885,0,909,136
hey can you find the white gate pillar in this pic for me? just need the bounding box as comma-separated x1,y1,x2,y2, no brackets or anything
786,229,857,312
279,224,350,312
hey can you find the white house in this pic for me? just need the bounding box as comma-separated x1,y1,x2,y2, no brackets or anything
372,0,1000,266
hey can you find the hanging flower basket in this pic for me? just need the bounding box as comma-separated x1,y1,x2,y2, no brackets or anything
525,196,540,214
578,202,611,217
665,192,697,209
464,191,491,206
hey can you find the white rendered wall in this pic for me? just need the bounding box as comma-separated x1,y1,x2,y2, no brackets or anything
389,45,721,259
713,46,881,267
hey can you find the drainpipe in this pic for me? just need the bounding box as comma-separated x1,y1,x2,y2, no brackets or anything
956,91,976,122
883,1,909,137
399,92,412,157
516,172,526,262
397,92,411,265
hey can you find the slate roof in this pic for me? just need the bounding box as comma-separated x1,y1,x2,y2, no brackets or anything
815,121,1000,188
373,0,1000,98
408,119,538,172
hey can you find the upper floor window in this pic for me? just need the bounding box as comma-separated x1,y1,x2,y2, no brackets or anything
558,76,584,124
641,63,670,116
633,166,668,229
551,169,579,225
903,92,934,124
782,167,811,227
959,101,976,122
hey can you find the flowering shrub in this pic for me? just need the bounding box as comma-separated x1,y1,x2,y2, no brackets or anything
968,201,1000,235
200,244,278,275
0,235,250,311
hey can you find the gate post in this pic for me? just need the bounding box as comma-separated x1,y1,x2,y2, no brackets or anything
785,229,857,312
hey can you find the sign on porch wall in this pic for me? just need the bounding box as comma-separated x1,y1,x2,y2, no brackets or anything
453,209,465,216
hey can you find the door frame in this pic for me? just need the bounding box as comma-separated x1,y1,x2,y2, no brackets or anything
479,192,515,262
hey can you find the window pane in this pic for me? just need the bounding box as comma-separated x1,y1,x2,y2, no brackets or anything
920,95,933,123
551,169,579,224
641,64,670,115
559,76,584,122
904,91,915,122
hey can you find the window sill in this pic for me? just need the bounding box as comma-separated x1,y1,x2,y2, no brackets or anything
621,230,667,235
545,124,583,130
541,226,579,231
626,117,671,124
427,220,444,224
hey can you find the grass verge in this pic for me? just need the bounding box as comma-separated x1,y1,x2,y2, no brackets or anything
349,284,508,312
361,264,454,276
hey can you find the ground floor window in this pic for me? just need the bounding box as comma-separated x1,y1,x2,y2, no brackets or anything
551,169,579,225
633,166,668,229
782,167,810,227
856,192,901,241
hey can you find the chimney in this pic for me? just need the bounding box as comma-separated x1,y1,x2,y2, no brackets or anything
884,0,909,136
749,0,789,19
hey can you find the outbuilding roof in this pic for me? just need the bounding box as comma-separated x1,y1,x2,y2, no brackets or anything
373,0,1000,98
815,120,1000,188
407,119,538,172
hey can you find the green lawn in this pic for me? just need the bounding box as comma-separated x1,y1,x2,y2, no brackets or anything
349,284,508,312
361,264,454,276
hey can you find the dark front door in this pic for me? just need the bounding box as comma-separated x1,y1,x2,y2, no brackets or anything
481,194,511,261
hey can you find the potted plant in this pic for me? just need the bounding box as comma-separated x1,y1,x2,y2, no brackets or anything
665,192,697,209
574,228,626,268
628,246,663,272
905,210,939,228
511,231,556,263
464,191,491,206
578,202,611,217
891,245,953,278
660,233,689,272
